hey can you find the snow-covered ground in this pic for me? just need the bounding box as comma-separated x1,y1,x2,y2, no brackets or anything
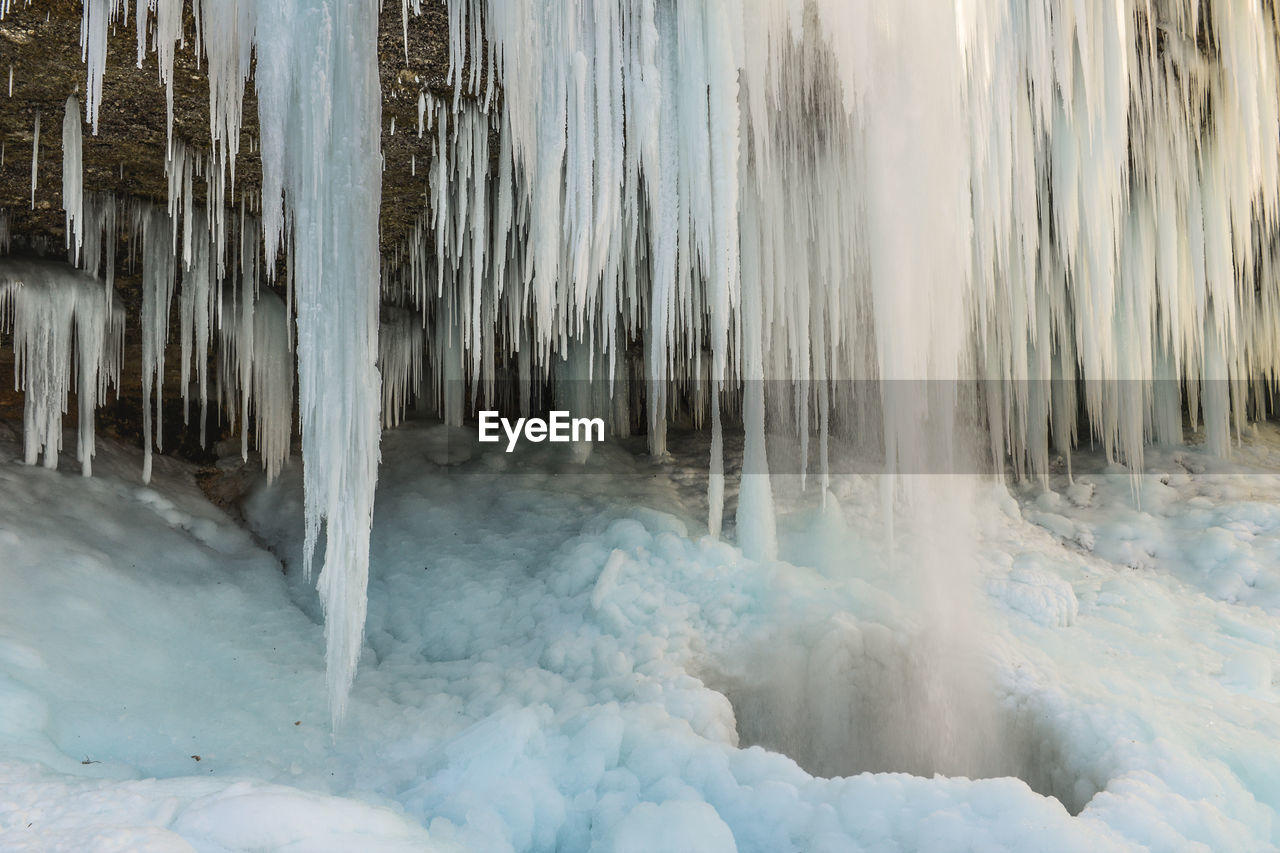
2,416,1280,852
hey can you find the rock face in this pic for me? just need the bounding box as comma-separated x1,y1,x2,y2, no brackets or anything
0,0,475,462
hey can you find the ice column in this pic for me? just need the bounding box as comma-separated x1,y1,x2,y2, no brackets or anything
0,259,120,475
256,0,383,726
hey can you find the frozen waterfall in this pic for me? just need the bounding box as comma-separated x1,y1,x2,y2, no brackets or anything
19,0,1277,720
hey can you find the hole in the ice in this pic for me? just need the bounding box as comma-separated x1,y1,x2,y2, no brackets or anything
694,621,1100,816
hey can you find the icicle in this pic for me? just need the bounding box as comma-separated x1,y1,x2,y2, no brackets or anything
192,0,256,196
179,208,213,441
0,258,119,475
708,381,724,539
402,0,410,62
399,0,1279,497
62,95,84,264
256,0,383,726
217,286,293,479
55,0,1280,726
379,308,425,429
80,0,124,134
140,207,176,485
29,110,39,209
736,185,776,561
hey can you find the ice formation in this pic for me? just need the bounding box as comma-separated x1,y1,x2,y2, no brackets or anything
178,207,214,446
254,0,383,726
137,205,176,485
216,286,293,481
380,308,426,429
397,0,1280,490
75,0,383,724
27,109,38,209
385,0,1280,708
8,0,1272,718
61,95,83,263
0,258,123,475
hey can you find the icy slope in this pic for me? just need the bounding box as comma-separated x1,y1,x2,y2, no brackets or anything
0,430,450,852
2,420,1280,850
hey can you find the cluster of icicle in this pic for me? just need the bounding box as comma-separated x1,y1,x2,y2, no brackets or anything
160,141,295,487
60,0,1280,721
388,0,1280,506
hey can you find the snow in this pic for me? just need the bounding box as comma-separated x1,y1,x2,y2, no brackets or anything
3,419,1280,849
610,801,737,853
